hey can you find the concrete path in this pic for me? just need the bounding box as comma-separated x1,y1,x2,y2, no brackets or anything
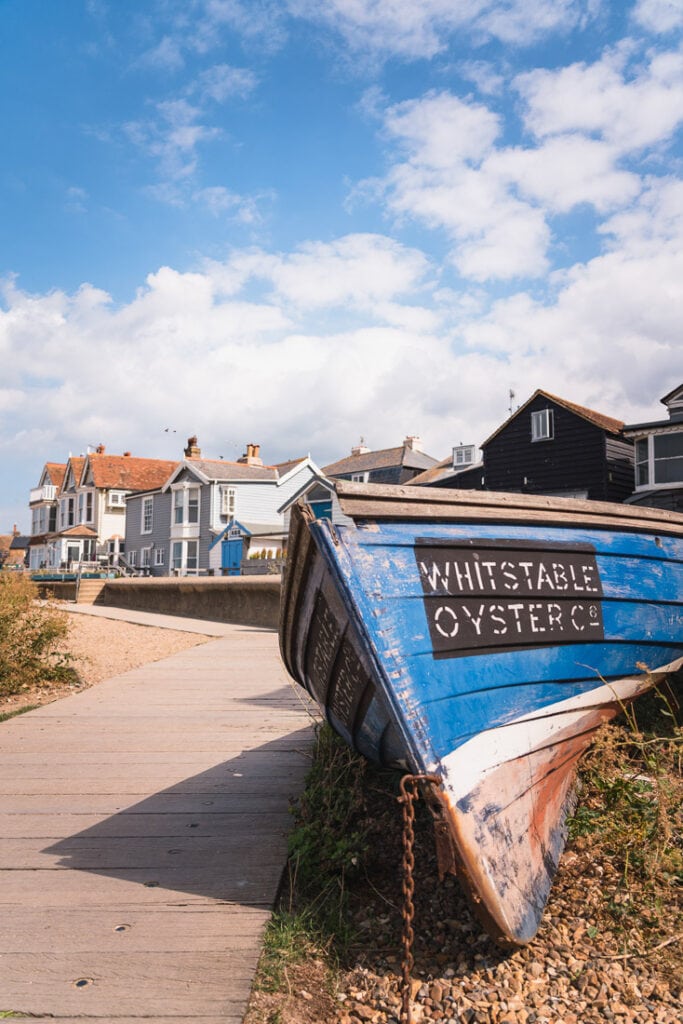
0,624,316,1022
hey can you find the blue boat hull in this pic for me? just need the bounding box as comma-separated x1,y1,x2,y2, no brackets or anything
280,483,683,944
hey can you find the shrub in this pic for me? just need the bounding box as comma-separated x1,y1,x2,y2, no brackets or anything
0,574,71,697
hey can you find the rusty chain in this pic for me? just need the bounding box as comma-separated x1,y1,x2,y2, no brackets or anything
398,773,441,1024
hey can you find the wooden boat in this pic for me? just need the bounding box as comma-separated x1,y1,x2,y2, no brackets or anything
279,481,683,946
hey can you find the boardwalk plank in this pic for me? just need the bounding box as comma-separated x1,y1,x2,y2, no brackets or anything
0,627,314,1021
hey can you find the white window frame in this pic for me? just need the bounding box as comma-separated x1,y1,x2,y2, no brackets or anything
172,485,201,525
141,546,152,568
60,497,75,529
171,539,199,574
128,549,137,566
634,431,683,490
154,547,165,566
108,490,126,508
351,471,369,483
220,485,236,517
531,408,554,442
452,444,475,468
141,496,154,534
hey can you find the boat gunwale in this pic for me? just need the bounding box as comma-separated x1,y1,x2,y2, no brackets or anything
334,481,683,538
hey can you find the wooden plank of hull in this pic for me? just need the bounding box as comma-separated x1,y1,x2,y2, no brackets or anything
334,480,683,538
279,489,683,945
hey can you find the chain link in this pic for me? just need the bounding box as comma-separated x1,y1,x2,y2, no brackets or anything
398,773,441,1024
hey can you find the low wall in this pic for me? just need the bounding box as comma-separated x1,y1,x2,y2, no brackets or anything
36,581,78,601
99,576,282,629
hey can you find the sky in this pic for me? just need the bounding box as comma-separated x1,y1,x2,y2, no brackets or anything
1,0,682,531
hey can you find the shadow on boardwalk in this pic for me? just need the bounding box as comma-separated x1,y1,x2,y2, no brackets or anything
44,719,313,908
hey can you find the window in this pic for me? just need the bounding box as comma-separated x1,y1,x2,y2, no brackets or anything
173,486,200,525
60,497,75,529
154,547,165,566
351,471,368,482
78,491,93,523
171,539,199,573
128,549,137,566
220,486,236,517
531,408,554,442
654,432,683,484
141,496,153,534
108,491,126,508
452,445,475,468
634,432,683,489
636,438,649,487
141,547,152,568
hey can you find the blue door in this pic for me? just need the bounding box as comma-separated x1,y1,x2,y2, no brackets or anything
221,538,242,575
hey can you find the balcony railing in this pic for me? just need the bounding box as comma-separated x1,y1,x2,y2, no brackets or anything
29,485,57,504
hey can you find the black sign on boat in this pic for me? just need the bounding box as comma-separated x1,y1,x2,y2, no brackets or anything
414,540,605,658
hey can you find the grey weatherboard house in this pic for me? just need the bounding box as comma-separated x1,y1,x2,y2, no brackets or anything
124,438,322,575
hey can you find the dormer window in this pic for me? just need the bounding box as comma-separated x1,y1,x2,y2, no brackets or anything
452,445,475,468
531,408,554,442
108,491,126,508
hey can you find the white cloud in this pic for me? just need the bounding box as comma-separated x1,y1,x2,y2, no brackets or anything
516,46,683,151
633,0,683,34
125,98,220,180
287,0,597,58
193,63,258,103
488,136,641,213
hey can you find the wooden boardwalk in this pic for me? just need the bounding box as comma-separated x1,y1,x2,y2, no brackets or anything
0,624,315,1023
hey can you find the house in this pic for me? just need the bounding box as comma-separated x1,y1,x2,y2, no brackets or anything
28,446,178,570
323,436,438,485
0,527,30,569
623,383,683,512
124,438,323,575
414,390,634,503
410,444,484,489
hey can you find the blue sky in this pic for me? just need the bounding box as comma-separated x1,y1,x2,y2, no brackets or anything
1,0,682,530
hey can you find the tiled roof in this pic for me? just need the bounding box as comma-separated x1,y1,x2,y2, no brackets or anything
61,457,86,492
45,463,67,488
273,457,307,476
482,389,625,447
324,445,437,476
87,455,179,491
57,525,98,538
182,459,278,482
10,535,30,549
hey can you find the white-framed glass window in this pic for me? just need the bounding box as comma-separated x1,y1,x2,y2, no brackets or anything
108,490,126,508
220,485,236,516
78,491,93,523
154,547,165,566
141,496,153,534
173,485,200,525
128,549,137,566
60,497,75,529
141,547,152,568
636,431,683,488
351,471,368,482
635,438,649,487
452,444,475,467
531,408,554,442
171,539,199,573
654,432,683,484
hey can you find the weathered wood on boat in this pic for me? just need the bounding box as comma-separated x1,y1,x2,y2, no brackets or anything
280,482,683,946
334,479,683,536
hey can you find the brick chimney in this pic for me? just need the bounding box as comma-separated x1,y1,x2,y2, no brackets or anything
184,436,201,459
238,442,263,466
351,437,371,456
403,435,424,453
96,444,106,454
